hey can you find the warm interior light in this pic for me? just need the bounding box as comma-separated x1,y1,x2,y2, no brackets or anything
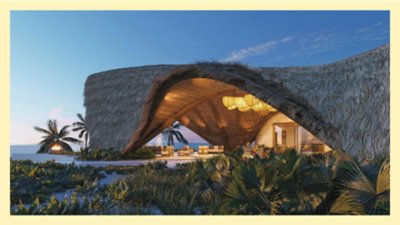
251,102,266,111
244,94,261,106
51,143,62,151
234,97,247,108
238,105,252,112
222,94,277,112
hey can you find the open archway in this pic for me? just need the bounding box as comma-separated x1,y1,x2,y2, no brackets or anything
123,64,339,153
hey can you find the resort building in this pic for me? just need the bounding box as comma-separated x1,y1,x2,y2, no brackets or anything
84,44,389,158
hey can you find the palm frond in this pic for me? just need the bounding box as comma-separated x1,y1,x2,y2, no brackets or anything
173,121,181,129
33,126,51,135
36,145,49,153
376,158,390,194
58,141,74,152
175,131,189,144
77,113,85,123
72,122,85,128
50,120,58,134
78,129,86,138
329,191,365,215
58,125,70,138
62,137,82,144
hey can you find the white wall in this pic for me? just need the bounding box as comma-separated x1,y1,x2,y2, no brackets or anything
256,112,332,152
255,113,294,147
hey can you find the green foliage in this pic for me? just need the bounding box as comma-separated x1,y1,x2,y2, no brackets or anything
162,121,188,146
77,147,156,161
10,160,105,205
220,150,389,215
13,193,117,215
72,113,89,149
124,147,156,160
77,148,122,161
10,149,390,215
34,120,81,153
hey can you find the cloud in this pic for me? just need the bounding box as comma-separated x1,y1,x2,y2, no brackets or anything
353,22,389,42
48,105,77,127
48,106,63,120
221,21,388,65
357,22,384,33
221,36,293,62
297,29,347,55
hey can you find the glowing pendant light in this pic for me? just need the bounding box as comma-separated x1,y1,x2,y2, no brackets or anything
244,94,261,106
251,102,266,111
222,94,276,113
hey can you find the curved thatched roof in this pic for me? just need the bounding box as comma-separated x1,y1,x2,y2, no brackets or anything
84,44,389,157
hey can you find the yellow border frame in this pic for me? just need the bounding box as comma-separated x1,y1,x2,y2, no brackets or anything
1,1,398,225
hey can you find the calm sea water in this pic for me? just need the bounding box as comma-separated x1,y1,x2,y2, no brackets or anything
10,143,208,156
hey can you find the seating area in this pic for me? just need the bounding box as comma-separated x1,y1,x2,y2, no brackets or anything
146,144,225,157
198,145,209,155
161,145,174,157
206,145,224,154
177,145,194,156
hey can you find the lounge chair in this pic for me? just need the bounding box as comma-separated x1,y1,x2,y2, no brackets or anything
177,145,194,156
161,145,174,157
208,145,224,154
198,145,209,155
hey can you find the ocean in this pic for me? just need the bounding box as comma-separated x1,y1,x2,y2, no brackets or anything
10,142,209,156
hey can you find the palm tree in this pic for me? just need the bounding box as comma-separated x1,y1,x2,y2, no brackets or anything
72,113,89,149
34,120,81,153
162,121,189,146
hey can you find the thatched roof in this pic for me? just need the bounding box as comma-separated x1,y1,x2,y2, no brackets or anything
84,44,389,157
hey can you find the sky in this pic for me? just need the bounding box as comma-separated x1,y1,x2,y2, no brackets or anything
10,11,390,146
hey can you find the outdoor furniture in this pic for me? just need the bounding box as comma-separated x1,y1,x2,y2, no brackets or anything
177,145,194,156
198,145,209,155
208,145,224,154
161,145,174,157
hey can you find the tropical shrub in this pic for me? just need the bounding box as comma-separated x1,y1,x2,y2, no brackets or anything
220,150,390,215
77,147,156,161
13,193,116,215
77,148,122,161
10,160,105,204
124,147,156,160
10,149,389,215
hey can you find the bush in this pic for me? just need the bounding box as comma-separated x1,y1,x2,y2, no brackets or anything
78,147,156,161
77,148,122,161
11,149,390,215
125,147,156,160
10,160,105,204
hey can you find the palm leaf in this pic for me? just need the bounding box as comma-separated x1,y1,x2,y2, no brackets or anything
50,120,58,134
78,129,86,138
329,191,365,215
58,141,73,152
376,158,390,195
77,113,85,122
33,126,51,135
173,121,181,129
175,131,189,144
62,137,81,144
58,125,70,138
72,122,85,128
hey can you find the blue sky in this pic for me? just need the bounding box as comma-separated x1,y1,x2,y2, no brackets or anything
10,11,389,145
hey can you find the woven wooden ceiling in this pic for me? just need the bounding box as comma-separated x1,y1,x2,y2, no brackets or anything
136,78,276,150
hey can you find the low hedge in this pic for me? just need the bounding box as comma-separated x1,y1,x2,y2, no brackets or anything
78,147,156,161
